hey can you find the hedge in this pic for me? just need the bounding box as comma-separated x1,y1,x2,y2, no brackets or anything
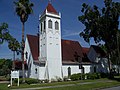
70,73,102,81
14,78,39,84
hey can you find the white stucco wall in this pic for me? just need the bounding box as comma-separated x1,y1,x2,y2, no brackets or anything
25,37,40,79
39,66,46,80
62,64,81,77
24,37,31,63
29,61,39,79
83,65,91,73
62,64,92,77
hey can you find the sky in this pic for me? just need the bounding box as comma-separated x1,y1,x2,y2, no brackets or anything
0,0,120,59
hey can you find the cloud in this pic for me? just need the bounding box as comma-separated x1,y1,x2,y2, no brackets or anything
62,29,80,38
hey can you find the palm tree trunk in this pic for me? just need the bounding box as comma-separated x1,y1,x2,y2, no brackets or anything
12,51,15,70
22,22,25,82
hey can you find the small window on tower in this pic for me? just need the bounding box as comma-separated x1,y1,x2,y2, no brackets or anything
48,20,52,29
55,21,59,30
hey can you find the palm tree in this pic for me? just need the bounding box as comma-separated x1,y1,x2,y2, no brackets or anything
14,0,33,82
8,38,20,70
0,23,9,44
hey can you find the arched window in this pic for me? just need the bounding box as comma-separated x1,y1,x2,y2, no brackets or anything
48,20,52,29
94,66,96,73
55,21,59,30
35,68,37,74
68,67,71,77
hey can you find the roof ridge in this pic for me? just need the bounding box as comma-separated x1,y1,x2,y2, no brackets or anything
42,2,58,15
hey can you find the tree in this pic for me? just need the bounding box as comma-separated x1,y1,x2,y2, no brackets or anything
0,23,11,44
8,37,20,70
78,0,120,71
0,59,12,76
14,0,34,82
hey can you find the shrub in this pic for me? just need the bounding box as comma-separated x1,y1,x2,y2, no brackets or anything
70,73,80,81
25,78,39,84
96,73,101,79
14,78,23,84
100,73,108,78
80,74,86,80
6,74,10,81
86,73,94,79
70,73,87,81
86,73,101,80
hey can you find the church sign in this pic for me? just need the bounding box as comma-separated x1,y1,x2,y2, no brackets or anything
11,71,19,86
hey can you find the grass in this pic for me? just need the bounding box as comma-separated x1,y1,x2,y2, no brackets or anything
42,81,120,90
0,83,9,90
10,78,109,89
0,78,120,90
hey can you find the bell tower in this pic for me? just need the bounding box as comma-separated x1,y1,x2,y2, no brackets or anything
39,2,62,80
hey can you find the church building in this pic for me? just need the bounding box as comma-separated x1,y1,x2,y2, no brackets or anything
24,2,108,81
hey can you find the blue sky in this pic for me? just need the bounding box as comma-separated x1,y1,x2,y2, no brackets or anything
0,0,120,59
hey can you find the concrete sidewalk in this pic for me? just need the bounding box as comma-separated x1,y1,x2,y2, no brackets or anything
0,81,9,84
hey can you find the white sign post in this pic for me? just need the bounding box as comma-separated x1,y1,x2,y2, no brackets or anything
11,71,19,86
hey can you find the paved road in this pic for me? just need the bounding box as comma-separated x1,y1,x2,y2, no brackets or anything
101,86,120,90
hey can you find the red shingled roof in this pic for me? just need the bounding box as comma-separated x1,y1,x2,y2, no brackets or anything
82,47,89,54
62,39,83,63
27,35,39,60
26,35,83,63
82,47,91,62
44,2,58,14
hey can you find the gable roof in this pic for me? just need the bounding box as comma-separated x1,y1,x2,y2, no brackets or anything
82,47,89,54
62,39,83,63
82,47,91,62
27,35,39,60
44,2,58,14
91,45,106,57
26,35,84,63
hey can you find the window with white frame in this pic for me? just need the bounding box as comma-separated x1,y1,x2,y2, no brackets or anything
55,21,59,30
48,20,52,29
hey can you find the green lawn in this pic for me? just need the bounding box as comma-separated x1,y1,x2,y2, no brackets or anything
0,78,120,90
0,83,9,90
42,81,120,90
10,79,109,89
